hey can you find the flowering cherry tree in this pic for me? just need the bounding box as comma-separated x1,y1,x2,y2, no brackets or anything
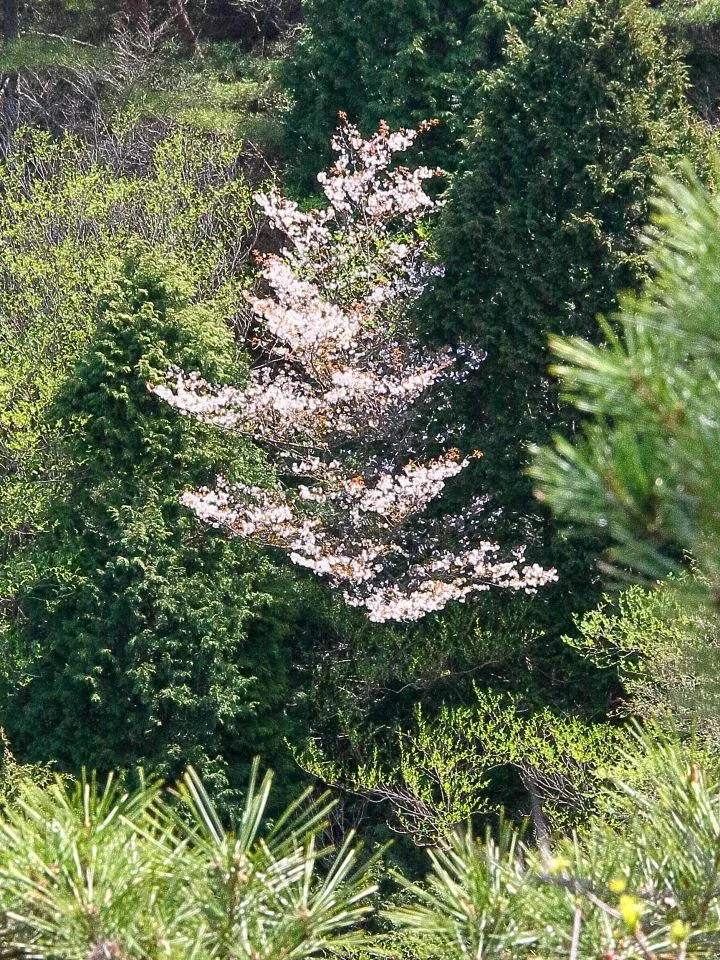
152,117,557,621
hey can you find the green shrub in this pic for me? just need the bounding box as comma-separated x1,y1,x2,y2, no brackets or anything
391,731,720,958
0,125,256,546
432,0,710,488
568,579,720,741
530,174,720,742
300,685,620,845
0,256,297,804
530,174,720,591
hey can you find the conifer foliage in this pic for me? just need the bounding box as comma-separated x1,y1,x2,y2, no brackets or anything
0,757,376,960
1,255,293,798
283,0,537,187
394,732,720,958
532,175,720,596
429,0,711,533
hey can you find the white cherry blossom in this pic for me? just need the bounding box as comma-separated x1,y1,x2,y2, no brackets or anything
152,118,557,621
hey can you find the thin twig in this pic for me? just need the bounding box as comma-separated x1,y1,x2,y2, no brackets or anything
569,901,582,960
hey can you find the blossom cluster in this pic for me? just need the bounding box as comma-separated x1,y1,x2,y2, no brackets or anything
152,118,557,621
179,453,556,623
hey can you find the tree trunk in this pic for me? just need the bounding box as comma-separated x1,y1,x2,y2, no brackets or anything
522,770,551,860
174,0,198,55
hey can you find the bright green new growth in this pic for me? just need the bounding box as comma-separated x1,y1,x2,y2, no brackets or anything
391,729,720,958
6,731,720,959
300,687,619,845
0,125,255,545
661,0,720,28
0,757,377,960
3,11,720,957
568,578,720,740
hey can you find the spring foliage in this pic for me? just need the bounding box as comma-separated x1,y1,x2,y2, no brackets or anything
568,579,720,740
300,687,619,845
3,733,720,959
0,126,255,545
393,731,720,958
2,5,720,954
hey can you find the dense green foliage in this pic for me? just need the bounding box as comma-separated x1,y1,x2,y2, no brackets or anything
430,0,710,504
395,732,720,958
531,175,720,775
271,0,716,827
285,0,720,831
0,257,297,801
4,730,720,958
418,0,714,658
568,578,720,739
283,0,536,187
301,685,619,844
532,175,720,592
0,130,291,803
660,0,720,127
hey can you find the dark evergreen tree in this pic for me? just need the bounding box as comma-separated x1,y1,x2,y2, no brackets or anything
283,0,537,190
1,255,299,804
423,0,712,630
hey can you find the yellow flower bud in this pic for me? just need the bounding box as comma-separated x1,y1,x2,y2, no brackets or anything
669,920,690,944
548,856,571,875
619,895,644,931
608,877,626,894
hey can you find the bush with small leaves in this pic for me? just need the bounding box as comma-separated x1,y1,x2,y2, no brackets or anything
390,730,720,958
1,255,299,804
567,577,720,743
298,686,620,846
